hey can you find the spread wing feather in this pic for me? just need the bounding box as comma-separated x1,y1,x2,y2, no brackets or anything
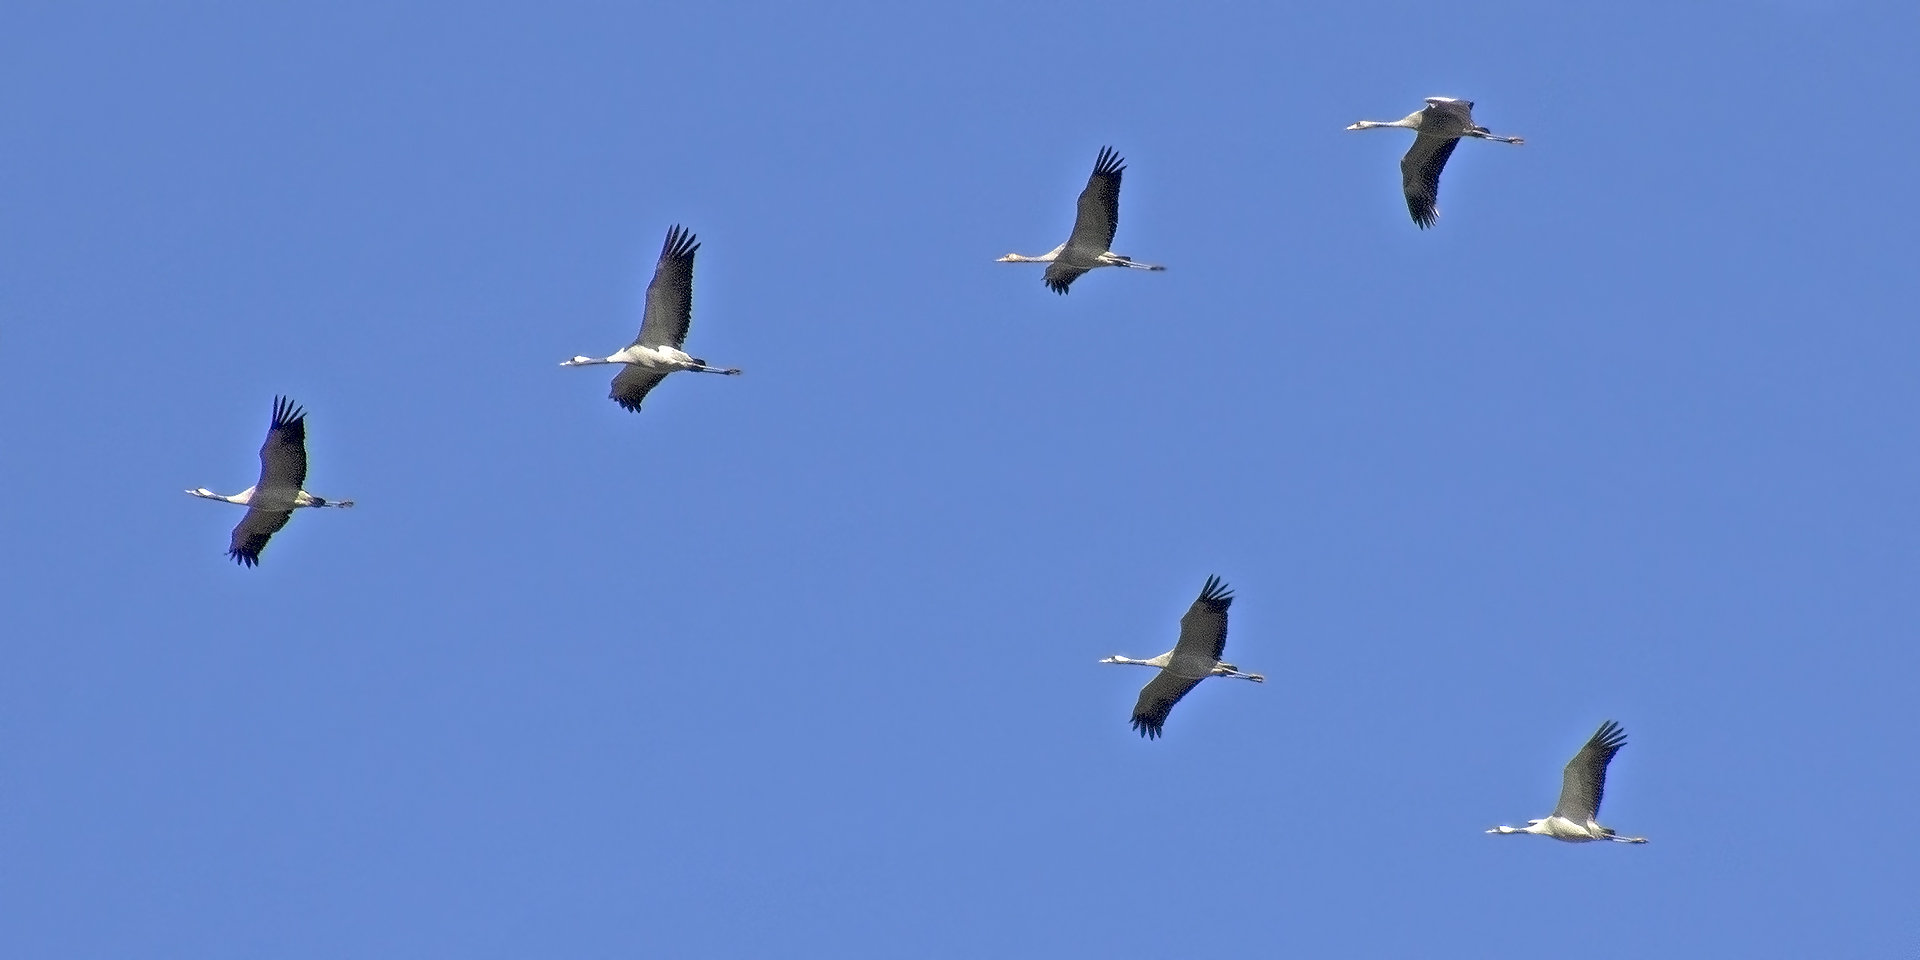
1401,135,1458,229
1554,720,1630,822
635,225,699,349
257,396,308,493
1174,575,1234,661
609,366,672,413
228,507,292,567
1129,670,1204,740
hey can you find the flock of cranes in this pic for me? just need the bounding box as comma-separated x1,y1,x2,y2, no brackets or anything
185,97,1647,845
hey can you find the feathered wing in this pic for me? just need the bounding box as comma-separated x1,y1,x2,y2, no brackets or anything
228,506,293,567
257,396,309,495
1066,147,1124,254
635,224,699,349
1400,135,1459,229
1130,670,1204,740
1043,146,1126,296
1174,575,1234,661
1043,261,1091,295
609,366,672,413
1553,720,1629,821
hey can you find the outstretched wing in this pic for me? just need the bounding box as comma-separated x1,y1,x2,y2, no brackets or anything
1400,135,1458,229
1129,670,1204,740
1042,261,1091,295
1173,575,1234,661
634,225,699,349
228,506,293,567
1063,146,1125,259
1553,720,1630,822
256,396,309,494
609,366,672,413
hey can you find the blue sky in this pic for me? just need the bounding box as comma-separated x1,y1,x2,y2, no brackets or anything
4,2,1918,957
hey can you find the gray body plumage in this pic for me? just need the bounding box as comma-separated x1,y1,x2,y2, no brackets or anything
562,224,741,413
1347,97,1524,229
1101,576,1264,739
1488,720,1647,844
188,396,353,567
999,147,1164,293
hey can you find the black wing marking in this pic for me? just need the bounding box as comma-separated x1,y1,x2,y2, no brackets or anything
635,225,699,349
1553,720,1630,821
1401,135,1459,229
609,366,672,413
1174,575,1234,661
1130,670,1204,740
1063,146,1124,258
1043,261,1090,294
228,506,293,567
257,396,309,493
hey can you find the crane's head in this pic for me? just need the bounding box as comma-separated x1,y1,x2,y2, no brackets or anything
996,253,1022,262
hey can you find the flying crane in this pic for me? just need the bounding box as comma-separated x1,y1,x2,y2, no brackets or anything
1346,97,1524,229
187,396,352,567
998,146,1165,294
1100,576,1264,739
563,224,742,412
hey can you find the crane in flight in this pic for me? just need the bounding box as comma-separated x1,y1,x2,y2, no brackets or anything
1346,97,1523,229
1100,576,1263,739
563,224,741,412
998,146,1165,294
1488,720,1648,843
187,396,352,567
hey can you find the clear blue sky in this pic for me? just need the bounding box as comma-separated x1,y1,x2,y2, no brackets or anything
4,2,1917,957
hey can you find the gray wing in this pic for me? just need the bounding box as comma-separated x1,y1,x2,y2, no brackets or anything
1173,575,1233,661
228,505,292,567
1426,98,1475,124
1553,720,1629,821
1401,135,1459,229
634,225,699,349
1130,670,1204,740
1063,146,1124,257
609,366,672,413
1042,261,1091,295
257,396,309,493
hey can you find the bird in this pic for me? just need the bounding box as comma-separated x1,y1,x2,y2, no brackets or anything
1100,576,1264,739
1488,720,1648,843
562,224,742,412
1346,97,1524,229
998,146,1165,294
187,396,353,567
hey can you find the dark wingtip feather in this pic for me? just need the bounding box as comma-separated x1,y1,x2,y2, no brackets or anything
1045,277,1071,294
1592,719,1629,753
1093,145,1126,178
1131,717,1164,740
1408,201,1438,229
228,548,260,568
1196,574,1234,608
269,395,307,430
660,224,701,261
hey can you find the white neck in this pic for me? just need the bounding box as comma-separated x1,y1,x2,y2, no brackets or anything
1346,117,1420,131
188,486,253,505
1100,654,1170,668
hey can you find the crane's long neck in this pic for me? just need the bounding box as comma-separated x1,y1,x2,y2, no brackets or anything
1347,118,1420,131
561,355,618,366
1000,252,1057,263
189,486,254,505
1101,655,1160,668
